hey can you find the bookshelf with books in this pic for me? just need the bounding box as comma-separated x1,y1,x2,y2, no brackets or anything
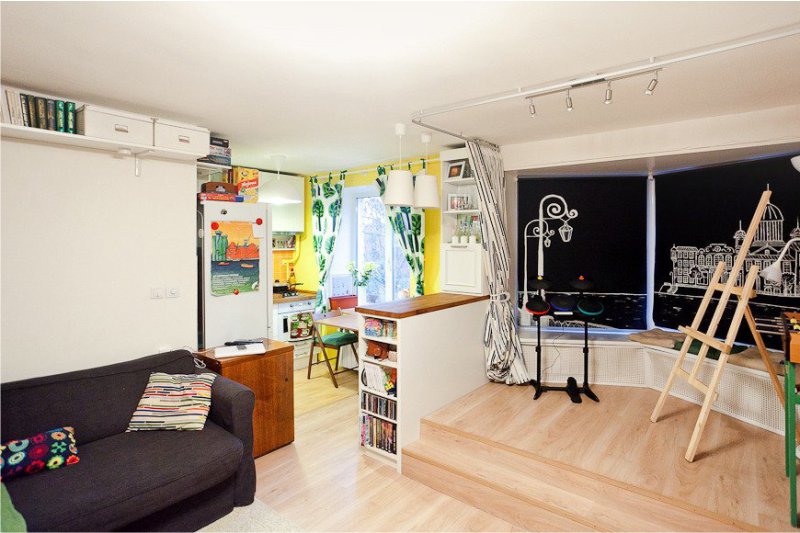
1,84,208,165
356,293,490,472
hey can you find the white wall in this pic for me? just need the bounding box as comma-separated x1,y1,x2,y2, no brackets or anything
501,104,800,171
1,139,197,382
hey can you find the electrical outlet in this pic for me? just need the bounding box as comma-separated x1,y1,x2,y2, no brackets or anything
151,288,164,299
166,287,180,298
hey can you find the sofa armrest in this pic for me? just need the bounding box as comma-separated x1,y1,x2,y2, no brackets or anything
207,374,256,506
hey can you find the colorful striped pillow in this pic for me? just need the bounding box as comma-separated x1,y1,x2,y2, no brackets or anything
127,373,216,431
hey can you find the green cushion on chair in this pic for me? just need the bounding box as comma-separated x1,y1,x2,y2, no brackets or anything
321,331,358,347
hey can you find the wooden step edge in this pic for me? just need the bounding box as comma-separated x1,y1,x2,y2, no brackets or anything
406,433,741,533
420,419,764,532
403,447,606,532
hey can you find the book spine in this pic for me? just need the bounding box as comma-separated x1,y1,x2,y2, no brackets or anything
6,90,21,125
46,99,56,130
19,94,30,127
65,102,76,133
35,97,47,129
27,96,38,128
55,100,66,132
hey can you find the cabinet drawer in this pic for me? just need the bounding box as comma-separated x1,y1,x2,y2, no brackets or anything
153,119,210,153
441,243,484,294
76,105,153,145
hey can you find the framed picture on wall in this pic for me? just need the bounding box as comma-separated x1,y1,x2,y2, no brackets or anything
448,193,471,211
447,161,466,180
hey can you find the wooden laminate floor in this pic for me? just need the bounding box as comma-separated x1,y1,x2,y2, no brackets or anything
426,383,789,531
254,367,518,531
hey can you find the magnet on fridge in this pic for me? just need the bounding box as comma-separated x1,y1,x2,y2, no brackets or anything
211,221,219,231
252,220,267,238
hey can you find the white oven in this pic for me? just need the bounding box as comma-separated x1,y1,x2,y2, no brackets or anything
273,299,315,369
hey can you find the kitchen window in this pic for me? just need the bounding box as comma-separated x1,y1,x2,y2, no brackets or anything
356,195,410,304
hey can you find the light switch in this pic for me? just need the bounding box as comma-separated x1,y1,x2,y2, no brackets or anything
151,288,165,299
166,287,180,298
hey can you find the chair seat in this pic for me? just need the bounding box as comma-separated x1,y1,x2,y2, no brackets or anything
321,331,358,347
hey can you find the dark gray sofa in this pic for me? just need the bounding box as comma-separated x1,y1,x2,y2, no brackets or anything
1,350,256,532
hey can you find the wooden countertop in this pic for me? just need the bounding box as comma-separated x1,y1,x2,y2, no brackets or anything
196,339,294,370
273,290,316,304
355,292,489,319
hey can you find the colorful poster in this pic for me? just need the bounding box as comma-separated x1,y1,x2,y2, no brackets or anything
210,221,260,296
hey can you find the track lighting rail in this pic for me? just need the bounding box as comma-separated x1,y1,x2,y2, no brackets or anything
411,24,800,121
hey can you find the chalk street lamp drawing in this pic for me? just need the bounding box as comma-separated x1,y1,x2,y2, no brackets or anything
522,194,579,310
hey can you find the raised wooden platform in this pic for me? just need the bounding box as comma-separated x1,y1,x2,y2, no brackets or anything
403,383,789,531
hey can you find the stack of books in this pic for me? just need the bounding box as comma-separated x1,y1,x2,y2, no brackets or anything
4,89,77,133
359,414,397,454
198,136,231,166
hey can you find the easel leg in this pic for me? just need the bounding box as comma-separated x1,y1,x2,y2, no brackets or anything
651,341,691,423
685,352,730,462
746,306,784,406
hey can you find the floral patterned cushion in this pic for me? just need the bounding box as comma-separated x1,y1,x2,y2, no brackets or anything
0,427,79,481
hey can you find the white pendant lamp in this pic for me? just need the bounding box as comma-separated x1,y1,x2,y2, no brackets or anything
414,133,440,209
384,123,414,207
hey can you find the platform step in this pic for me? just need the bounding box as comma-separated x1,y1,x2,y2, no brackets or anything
402,420,754,532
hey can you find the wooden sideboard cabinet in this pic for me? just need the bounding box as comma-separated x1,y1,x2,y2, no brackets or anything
197,339,294,457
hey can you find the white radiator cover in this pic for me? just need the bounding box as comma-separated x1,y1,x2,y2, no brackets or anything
520,336,786,435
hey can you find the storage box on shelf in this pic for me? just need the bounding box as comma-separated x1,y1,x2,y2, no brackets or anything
1,85,209,164
439,147,486,295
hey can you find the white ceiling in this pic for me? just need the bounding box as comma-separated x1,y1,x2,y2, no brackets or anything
2,2,799,175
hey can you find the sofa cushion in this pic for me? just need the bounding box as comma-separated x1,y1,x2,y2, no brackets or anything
1,427,80,481
1,351,196,446
127,373,216,431
4,421,242,532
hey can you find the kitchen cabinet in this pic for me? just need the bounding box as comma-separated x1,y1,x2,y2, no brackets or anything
259,172,305,233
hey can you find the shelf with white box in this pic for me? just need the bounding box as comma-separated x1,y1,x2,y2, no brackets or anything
439,147,487,295
1,85,209,166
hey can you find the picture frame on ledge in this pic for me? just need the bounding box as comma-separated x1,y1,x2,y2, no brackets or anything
447,161,466,180
448,193,471,211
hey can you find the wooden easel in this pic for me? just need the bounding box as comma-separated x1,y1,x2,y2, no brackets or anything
650,190,789,462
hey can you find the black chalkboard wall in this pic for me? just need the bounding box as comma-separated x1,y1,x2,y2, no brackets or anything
654,155,800,348
517,176,648,330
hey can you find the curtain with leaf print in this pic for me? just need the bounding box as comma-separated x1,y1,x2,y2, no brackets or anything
310,171,345,312
375,166,425,297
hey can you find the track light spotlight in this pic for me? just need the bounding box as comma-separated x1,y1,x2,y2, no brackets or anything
528,100,536,117
566,90,573,112
604,82,613,105
645,71,659,95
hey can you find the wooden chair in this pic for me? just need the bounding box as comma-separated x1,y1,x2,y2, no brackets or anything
306,310,359,388
329,294,358,311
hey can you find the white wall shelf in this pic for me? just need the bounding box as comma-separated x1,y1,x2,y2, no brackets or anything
1,123,205,162
443,209,481,215
197,161,232,180
361,333,398,345
442,177,476,185
439,147,486,295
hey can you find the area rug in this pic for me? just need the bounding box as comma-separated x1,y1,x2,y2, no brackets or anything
200,499,301,532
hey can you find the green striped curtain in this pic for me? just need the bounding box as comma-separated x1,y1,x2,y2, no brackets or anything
375,166,425,297
310,171,345,312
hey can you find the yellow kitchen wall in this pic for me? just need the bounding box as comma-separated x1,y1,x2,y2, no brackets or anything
293,157,441,298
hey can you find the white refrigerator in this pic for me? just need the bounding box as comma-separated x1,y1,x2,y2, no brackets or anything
198,200,273,348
